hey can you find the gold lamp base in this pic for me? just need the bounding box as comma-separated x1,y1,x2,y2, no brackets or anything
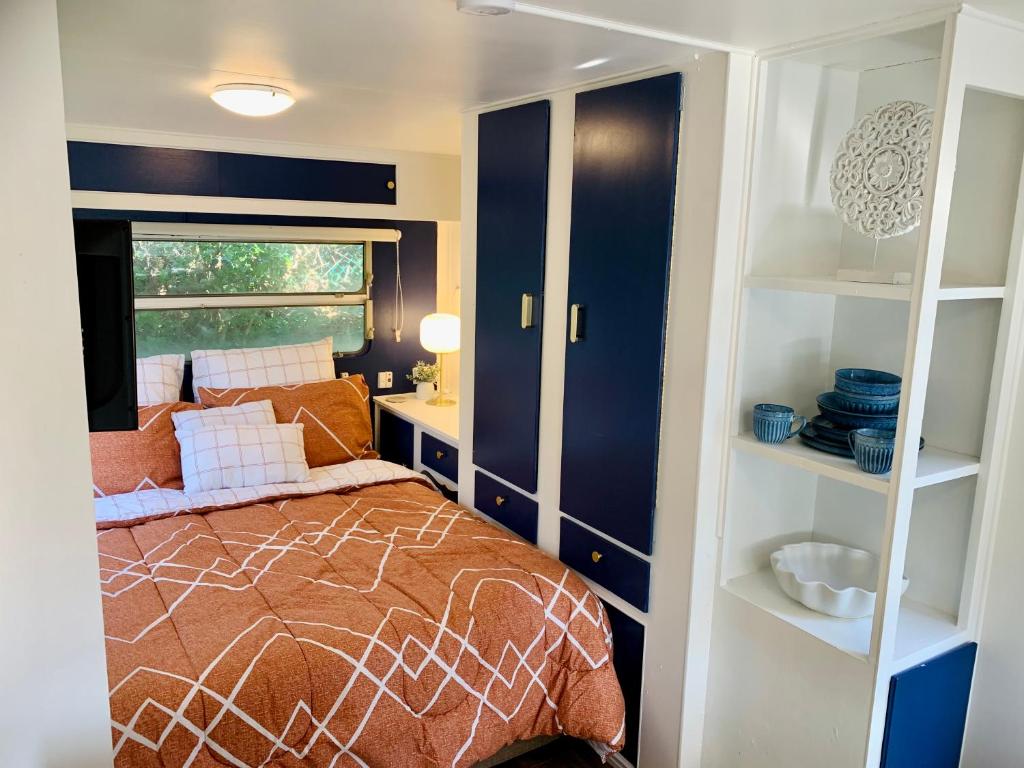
425,351,456,407
426,395,456,407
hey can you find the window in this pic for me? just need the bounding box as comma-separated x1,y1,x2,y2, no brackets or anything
131,224,383,358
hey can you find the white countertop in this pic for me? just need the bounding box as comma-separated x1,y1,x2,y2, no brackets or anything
373,394,459,444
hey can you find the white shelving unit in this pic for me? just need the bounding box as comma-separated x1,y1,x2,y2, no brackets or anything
702,11,1024,768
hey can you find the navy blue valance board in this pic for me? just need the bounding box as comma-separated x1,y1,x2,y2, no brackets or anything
559,73,683,555
473,100,551,494
73,209,436,400
68,142,396,205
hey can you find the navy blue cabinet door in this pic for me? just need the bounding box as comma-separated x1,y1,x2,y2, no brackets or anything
604,601,644,765
559,74,682,554
881,642,977,768
473,101,550,493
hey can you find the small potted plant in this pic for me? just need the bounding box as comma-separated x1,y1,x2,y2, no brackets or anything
407,360,440,400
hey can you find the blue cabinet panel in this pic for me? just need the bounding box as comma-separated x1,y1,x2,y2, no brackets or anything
67,142,397,204
881,642,977,768
473,101,550,493
474,471,538,543
559,517,650,612
378,409,413,469
420,432,458,484
604,601,644,766
559,74,682,555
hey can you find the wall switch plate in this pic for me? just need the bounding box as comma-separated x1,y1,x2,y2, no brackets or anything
377,371,393,388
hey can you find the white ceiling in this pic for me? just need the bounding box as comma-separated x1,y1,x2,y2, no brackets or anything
57,0,1024,157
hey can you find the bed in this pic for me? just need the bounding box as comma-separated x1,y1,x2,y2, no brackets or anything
95,460,626,767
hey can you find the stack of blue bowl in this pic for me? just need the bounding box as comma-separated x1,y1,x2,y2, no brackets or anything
799,369,901,458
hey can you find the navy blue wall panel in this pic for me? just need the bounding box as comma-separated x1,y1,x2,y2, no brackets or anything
559,74,682,555
74,209,436,400
881,642,977,768
473,101,550,493
68,142,396,204
604,601,644,765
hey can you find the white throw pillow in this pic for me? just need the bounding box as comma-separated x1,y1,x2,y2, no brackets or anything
190,337,335,399
171,400,276,433
136,354,185,406
176,423,310,494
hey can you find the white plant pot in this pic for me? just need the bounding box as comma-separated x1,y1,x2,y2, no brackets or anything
415,382,435,400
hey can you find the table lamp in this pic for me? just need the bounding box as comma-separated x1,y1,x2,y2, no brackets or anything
419,313,460,406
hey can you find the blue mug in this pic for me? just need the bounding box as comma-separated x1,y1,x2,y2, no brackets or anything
848,428,896,474
753,404,807,444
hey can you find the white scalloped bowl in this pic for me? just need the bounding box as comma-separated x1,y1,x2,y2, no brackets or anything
770,542,909,619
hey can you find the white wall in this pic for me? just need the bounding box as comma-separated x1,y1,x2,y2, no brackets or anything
0,1,113,765
962,327,1024,768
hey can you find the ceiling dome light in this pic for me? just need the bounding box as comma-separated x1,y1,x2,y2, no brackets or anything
210,84,295,117
456,0,515,16
575,57,610,70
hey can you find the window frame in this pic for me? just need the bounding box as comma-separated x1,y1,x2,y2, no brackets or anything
130,222,392,353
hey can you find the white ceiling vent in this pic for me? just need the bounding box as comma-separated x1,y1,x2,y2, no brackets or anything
456,0,515,16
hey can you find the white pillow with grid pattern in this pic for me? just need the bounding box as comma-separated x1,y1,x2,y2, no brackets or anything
176,423,310,494
136,354,185,406
171,400,276,433
190,337,335,399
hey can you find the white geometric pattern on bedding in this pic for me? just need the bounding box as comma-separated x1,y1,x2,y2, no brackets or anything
190,337,335,399
135,354,185,406
176,423,310,494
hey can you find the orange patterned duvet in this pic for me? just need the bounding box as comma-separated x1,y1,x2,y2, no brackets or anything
97,478,625,767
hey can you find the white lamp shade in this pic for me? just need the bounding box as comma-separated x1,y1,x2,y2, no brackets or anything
420,313,461,353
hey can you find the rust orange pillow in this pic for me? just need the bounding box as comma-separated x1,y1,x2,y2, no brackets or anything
90,402,203,497
197,375,377,468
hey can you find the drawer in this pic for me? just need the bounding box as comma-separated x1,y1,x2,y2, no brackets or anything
421,432,458,483
475,471,538,543
559,517,650,612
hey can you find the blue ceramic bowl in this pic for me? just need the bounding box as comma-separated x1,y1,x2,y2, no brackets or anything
835,369,902,397
817,392,899,430
829,390,900,415
848,428,896,474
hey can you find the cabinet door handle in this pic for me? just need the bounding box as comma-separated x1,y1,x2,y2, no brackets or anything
521,293,535,329
569,303,584,343
591,550,603,563
435,449,446,460
495,495,507,507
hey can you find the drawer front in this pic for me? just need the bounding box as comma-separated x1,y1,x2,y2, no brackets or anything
475,471,538,544
559,517,650,612
421,432,458,483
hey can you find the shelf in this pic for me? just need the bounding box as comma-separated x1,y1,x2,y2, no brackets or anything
732,434,979,493
744,274,1004,302
938,283,1006,300
745,275,912,301
724,568,961,664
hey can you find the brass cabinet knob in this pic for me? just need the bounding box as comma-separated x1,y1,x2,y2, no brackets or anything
495,495,507,507
435,450,445,460
591,551,603,563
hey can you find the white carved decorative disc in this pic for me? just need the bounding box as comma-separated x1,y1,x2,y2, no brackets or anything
830,100,934,239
